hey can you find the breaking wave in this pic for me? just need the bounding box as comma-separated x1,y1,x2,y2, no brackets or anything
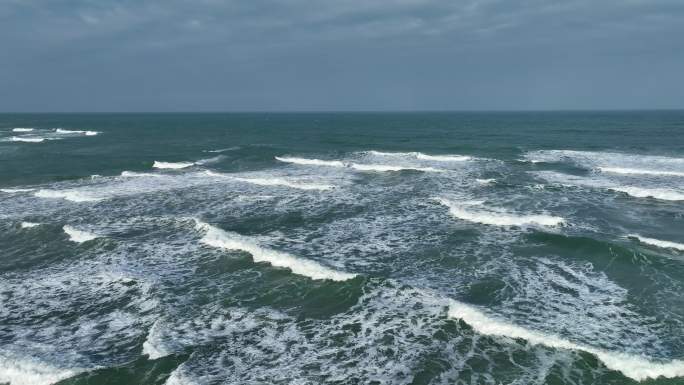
276,156,443,172
434,198,564,227
11,128,34,132
628,234,684,251
20,222,40,229
194,220,356,281
63,225,99,243
448,301,684,381
0,354,79,385
55,129,99,136
232,177,334,191
9,136,44,143
34,189,103,202
366,150,471,162
153,161,194,169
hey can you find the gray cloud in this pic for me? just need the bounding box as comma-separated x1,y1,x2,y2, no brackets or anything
2,0,684,111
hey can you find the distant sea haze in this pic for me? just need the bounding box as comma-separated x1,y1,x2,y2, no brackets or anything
1,111,684,385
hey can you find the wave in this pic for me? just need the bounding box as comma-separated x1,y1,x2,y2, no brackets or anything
1,188,35,193
232,177,334,191
598,167,684,177
276,156,443,172
476,178,495,185
448,300,684,381
367,150,471,162
12,128,34,132
142,320,168,359
55,128,99,136
63,225,99,243
275,156,346,167
533,171,684,201
0,354,78,385
9,136,44,143
34,189,103,203
628,234,684,251
120,171,163,178
434,198,564,227
194,220,356,281
153,161,194,169
20,222,40,229
193,155,224,165
205,147,239,153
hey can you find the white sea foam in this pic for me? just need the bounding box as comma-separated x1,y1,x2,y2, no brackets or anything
34,189,103,202
628,234,684,251
232,177,334,191
276,156,441,172
121,171,163,178
194,220,356,281
55,128,99,136
20,222,40,229
598,167,684,177
1,188,34,193
142,320,169,359
153,161,194,169
367,150,471,162
533,171,684,201
0,354,78,385
350,163,443,172
12,128,34,132
9,136,44,143
476,178,495,185
448,301,684,381
275,156,346,167
63,225,99,243
194,155,224,165
434,197,564,227
164,364,198,385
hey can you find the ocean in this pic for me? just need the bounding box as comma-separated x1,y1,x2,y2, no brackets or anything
1,111,683,385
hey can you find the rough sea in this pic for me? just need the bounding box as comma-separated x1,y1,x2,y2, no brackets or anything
1,112,683,385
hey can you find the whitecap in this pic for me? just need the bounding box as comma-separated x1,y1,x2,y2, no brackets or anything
194,220,356,281
142,320,169,359
9,136,44,143
232,177,334,191
609,186,684,201
20,222,40,229
448,301,684,381
55,128,99,136
153,161,194,169
11,128,34,132
0,354,78,385
275,156,346,167
63,225,99,243
476,178,495,185
350,163,443,173
121,171,163,178
367,150,471,162
628,234,684,251
1,188,34,193
34,189,103,202
598,167,684,177
434,197,564,227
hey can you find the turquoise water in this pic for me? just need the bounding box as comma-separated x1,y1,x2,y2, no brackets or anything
1,112,683,385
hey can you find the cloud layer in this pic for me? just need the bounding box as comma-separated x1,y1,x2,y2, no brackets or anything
2,0,684,111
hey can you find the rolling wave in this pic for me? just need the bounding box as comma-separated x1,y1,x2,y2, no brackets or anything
153,161,194,169
34,189,103,203
366,150,471,162
434,198,564,227
8,136,44,143
55,129,99,136
629,234,684,251
194,220,356,281
0,354,78,385
11,128,34,132
598,167,684,177
63,225,99,243
1,188,35,193
275,156,443,172
448,301,684,381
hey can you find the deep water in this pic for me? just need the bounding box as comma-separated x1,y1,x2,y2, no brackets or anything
1,112,683,385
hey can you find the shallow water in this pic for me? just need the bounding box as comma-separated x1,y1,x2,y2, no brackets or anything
1,112,683,385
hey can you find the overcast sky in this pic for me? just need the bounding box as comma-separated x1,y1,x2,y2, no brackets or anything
2,0,684,111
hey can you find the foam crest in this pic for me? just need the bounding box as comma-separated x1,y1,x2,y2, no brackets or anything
55,128,99,136
120,171,163,178
350,163,443,172
1,188,34,193
0,354,78,385
476,178,495,185
367,150,471,162
194,220,356,281
629,234,684,251
598,167,684,177
20,222,40,229
12,128,34,132
9,136,44,143
153,161,194,169
232,177,334,191
434,197,564,227
611,186,684,201
448,301,684,381
275,156,346,167
34,189,103,202
63,225,99,243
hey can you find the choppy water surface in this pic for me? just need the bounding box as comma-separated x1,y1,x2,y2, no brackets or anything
1,112,683,385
